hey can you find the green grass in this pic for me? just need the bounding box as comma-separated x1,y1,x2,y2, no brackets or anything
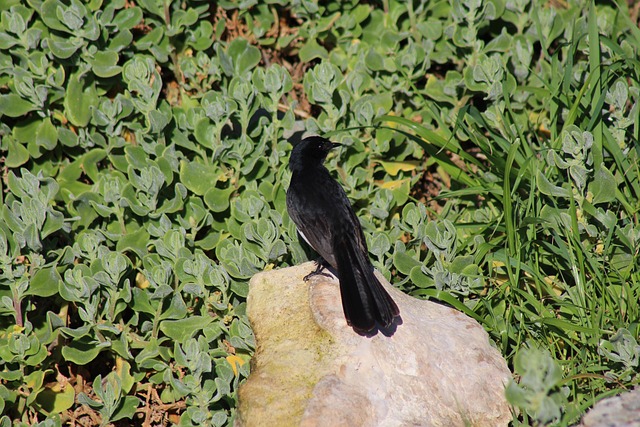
383,4,640,422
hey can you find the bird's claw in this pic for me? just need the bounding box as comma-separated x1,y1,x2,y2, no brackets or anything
303,259,333,281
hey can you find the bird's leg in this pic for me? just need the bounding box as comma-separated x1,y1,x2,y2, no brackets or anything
303,258,333,281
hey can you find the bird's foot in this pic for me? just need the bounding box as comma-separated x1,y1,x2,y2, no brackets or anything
303,259,333,281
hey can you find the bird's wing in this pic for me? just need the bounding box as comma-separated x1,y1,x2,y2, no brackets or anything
286,178,337,267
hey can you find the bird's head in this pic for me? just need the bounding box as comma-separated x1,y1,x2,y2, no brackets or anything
289,136,340,171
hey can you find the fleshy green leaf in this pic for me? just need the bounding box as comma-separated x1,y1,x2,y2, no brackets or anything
35,383,75,414
89,51,122,78
36,118,58,150
64,72,98,127
299,38,329,62
159,316,213,342
61,337,101,364
589,164,617,205
5,138,30,168
179,161,218,196
0,94,35,117
25,266,62,297
204,187,233,213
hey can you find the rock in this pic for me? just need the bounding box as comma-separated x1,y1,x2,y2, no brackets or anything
236,262,512,427
576,388,640,427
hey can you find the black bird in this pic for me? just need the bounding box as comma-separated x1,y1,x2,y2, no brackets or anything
286,136,400,333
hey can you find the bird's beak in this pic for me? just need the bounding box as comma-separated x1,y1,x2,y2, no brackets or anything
331,143,342,149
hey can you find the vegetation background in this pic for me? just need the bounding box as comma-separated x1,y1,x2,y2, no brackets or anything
0,0,639,425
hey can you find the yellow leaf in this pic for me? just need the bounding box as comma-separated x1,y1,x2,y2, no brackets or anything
425,74,438,91
226,354,246,376
136,272,149,289
377,160,420,176
595,242,604,255
115,358,135,394
36,382,75,414
379,178,410,190
491,260,506,269
543,275,564,296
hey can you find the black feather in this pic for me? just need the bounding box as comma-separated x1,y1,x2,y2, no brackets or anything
286,136,400,333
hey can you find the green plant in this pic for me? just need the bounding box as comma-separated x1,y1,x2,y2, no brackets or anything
1,0,638,425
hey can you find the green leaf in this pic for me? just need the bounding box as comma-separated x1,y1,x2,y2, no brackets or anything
13,118,40,143
25,266,62,297
112,6,143,30
588,164,617,205
82,149,108,182
0,370,23,381
299,38,329,62
64,72,98,127
506,343,565,424
116,228,150,260
147,109,170,133
227,38,261,75
378,177,411,206
59,324,92,339
58,127,79,147
393,251,422,275
61,337,101,365
537,170,570,198
179,161,218,196
159,316,213,342
24,370,45,405
598,328,639,368
111,395,140,422
196,231,224,251
47,34,83,59
25,343,48,367
159,293,187,320
42,210,64,238
0,94,35,117
35,117,58,150
115,360,136,394
40,0,68,31
231,280,249,297
89,51,122,78
5,138,30,168
0,33,17,50
35,383,75,414
204,187,233,213
170,8,198,33
410,267,433,288
365,49,385,71
124,145,149,169
449,256,475,274
130,288,156,316
108,28,134,52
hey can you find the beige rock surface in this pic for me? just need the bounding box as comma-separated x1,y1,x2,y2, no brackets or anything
236,262,512,427
576,388,640,427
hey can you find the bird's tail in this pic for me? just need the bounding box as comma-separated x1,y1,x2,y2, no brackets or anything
333,236,400,333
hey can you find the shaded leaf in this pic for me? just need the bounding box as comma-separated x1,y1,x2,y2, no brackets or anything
0,94,35,117
589,164,617,205
35,383,75,414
